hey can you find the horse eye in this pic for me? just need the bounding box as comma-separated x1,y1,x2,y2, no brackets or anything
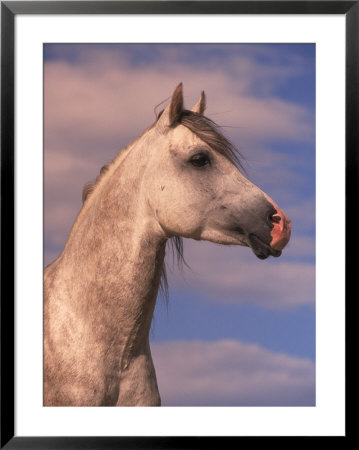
189,153,210,167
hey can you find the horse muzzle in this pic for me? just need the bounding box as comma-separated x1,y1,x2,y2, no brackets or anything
264,193,292,252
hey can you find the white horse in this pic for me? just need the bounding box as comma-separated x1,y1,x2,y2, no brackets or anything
44,83,291,406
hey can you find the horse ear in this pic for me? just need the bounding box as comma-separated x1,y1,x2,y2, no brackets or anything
191,91,206,115
157,83,184,131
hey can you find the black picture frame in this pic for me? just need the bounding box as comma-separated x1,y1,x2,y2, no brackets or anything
1,1,356,447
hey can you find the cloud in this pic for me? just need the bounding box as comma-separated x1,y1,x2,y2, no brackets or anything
45,43,315,102
285,234,315,259
44,233,316,307
151,339,315,406
44,45,314,156
43,44,315,308
165,239,315,309
43,47,315,407
44,148,101,258
284,199,316,234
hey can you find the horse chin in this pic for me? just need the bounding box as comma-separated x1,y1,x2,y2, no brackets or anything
248,234,282,260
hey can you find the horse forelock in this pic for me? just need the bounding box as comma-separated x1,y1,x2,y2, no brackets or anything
178,110,245,171
155,109,245,171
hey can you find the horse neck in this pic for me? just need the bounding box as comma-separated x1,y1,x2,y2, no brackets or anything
58,138,166,348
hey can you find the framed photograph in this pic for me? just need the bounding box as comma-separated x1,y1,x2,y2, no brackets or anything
1,1,355,447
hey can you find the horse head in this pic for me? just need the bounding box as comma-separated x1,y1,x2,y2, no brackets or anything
145,83,291,260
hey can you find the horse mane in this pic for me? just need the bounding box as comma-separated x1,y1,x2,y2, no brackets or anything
82,163,111,203
81,109,244,302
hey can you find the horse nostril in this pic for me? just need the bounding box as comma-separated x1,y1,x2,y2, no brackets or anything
270,214,281,224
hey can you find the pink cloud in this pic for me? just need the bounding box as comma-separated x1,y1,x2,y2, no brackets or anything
44,49,314,156
166,239,315,309
151,339,315,406
44,46,315,309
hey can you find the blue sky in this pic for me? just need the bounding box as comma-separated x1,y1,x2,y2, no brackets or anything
44,43,315,406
